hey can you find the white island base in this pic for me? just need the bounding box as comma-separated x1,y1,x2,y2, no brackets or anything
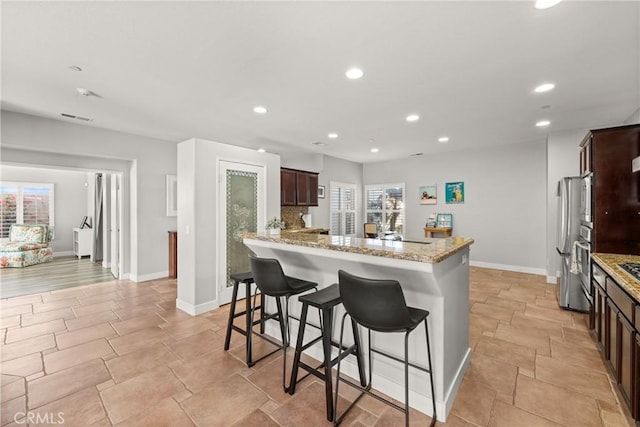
244,236,471,422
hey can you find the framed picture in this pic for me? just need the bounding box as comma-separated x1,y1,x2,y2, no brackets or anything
166,174,177,216
318,185,325,199
445,181,464,204
419,184,437,205
436,213,453,228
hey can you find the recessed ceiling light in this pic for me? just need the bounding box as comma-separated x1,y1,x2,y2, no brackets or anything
328,133,338,139
370,148,379,153
257,148,266,153
253,106,267,114
536,120,551,127
535,0,562,10
68,65,82,72
534,83,555,93
345,68,364,80
438,136,450,143
76,88,92,97
406,114,420,122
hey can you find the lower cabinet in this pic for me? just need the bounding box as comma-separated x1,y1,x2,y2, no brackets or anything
591,259,638,423
635,334,640,420
73,228,92,259
592,282,606,351
619,314,634,410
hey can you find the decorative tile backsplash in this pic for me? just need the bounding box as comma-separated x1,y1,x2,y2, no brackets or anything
281,206,308,229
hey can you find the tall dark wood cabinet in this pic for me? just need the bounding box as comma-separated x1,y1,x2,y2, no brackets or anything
581,124,640,255
168,230,177,279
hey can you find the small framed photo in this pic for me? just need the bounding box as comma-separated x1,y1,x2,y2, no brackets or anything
318,185,325,199
419,184,437,205
436,213,453,228
166,174,177,216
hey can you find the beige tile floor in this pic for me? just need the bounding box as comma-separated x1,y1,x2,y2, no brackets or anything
0,267,634,426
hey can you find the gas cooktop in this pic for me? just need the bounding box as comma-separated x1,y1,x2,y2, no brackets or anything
619,263,640,282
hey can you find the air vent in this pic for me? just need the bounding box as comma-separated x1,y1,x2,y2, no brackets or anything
60,113,93,122
311,141,327,147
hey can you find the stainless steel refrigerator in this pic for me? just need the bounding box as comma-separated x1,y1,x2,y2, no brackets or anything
556,177,589,311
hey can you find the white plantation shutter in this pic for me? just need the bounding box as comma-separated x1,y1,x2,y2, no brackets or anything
330,182,357,236
365,184,405,237
0,185,18,238
0,182,54,238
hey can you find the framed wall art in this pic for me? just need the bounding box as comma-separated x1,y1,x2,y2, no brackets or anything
445,181,464,204
318,185,325,199
419,184,437,205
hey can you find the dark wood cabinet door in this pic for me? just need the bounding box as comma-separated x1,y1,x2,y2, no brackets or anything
281,169,297,206
591,125,640,254
296,172,310,205
619,314,635,410
592,282,606,351
635,334,640,420
308,173,318,206
606,299,619,378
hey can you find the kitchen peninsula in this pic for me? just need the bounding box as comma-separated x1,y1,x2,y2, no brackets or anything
243,232,474,422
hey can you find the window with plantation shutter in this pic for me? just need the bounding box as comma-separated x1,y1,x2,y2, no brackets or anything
0,182,54,238
365,183,404,238
330,182,357,236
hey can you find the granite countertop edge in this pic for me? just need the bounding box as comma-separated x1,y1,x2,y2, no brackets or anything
591,252,640,302
243,232,474,264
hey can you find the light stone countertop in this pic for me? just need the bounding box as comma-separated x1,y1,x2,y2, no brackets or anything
243,231,474,263
592,253,640,302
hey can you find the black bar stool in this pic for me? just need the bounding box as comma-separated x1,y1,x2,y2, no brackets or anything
288,283,367,422
249,254,318,392
334,270,437,427
223,272,272,366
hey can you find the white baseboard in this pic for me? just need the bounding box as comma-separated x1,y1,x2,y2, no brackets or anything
469,260,547,277
130,270,168,283
176,298,218,316
53,250,74,257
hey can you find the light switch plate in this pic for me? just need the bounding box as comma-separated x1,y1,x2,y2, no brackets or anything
633,156,640,173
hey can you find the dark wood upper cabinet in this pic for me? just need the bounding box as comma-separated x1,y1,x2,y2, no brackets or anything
584,124,640,255
281,169,297,206
281,168,319,206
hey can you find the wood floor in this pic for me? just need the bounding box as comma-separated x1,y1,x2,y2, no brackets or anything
0,256,115,299
0,267,634,426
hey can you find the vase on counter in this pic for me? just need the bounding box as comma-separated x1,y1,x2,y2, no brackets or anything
268,228,281,235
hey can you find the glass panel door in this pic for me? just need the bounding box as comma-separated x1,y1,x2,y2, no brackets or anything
219,161,265,304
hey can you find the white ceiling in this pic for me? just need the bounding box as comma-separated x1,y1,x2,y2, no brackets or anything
2,1,639,164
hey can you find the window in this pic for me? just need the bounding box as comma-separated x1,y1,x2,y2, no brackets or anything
0,182,54,238
365,183,404,238
330,182,356,236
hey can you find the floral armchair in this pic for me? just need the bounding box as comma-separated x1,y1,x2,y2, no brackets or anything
0,224,54,268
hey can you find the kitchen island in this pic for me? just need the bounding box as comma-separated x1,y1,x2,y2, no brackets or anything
243,232,474,422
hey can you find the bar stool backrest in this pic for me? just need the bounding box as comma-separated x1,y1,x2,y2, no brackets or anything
338,270,414,333
249,254,290,296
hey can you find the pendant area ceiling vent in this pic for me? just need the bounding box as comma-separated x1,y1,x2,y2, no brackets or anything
60,113,93,122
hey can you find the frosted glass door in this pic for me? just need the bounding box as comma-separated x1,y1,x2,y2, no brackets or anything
218,161,265,304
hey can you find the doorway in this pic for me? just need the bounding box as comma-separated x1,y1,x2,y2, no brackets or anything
217,161,265,305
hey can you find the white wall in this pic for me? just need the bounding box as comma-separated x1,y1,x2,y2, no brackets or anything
312,155,363,230
1,110,177,281
545,128,586,282
176,138,281,315
363,142,548,274
0,165,88,254
624,107,640,124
